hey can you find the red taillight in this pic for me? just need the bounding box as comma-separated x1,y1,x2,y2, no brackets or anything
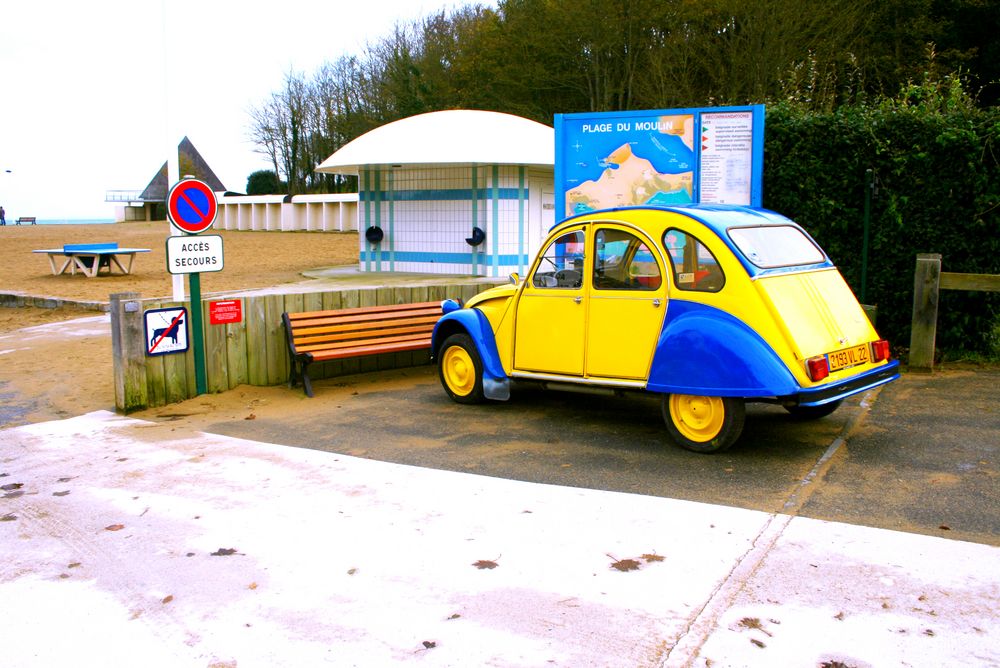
806,356,830,382
871,339,891,362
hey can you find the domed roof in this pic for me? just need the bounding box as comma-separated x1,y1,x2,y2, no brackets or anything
315,110,553,174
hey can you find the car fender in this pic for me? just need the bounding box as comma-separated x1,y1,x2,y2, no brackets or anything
432,305,510,399
647,300,799,397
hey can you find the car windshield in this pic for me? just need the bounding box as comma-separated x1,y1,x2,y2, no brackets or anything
727,225,825,268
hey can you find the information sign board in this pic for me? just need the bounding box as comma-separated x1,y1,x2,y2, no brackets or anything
166,234,224,274
209,299,243,325
554,105,764,220
699,111,756,204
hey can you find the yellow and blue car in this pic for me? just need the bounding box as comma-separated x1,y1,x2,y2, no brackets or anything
432,204,899,452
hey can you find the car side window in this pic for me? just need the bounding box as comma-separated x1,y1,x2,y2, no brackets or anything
531,230,585,289
593,228,662,290
663,229,725,292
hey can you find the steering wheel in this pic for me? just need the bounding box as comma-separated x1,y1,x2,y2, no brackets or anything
554,269,581,287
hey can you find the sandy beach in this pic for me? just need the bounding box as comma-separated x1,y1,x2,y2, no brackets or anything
0,221,359,424
0,221,358,331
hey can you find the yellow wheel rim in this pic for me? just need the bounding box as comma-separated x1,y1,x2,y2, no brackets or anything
442,345,475,396
669,394,725,443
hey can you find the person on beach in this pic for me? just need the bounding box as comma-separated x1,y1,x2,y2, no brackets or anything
0,205,6,225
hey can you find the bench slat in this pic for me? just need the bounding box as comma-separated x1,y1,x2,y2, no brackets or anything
295,330,434,352
305,334,433,359
286,301,440,321
294,322,437,347
293,310,440,328
283,301,444,397
290,309,441,330
293,315,440,339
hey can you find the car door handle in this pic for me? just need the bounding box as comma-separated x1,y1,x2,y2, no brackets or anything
652,299,662,307
573,296,583,304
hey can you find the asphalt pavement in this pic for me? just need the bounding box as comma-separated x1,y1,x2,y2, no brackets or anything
192,364,1000,547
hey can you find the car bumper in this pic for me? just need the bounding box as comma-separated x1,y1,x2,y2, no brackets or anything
786,360,901,407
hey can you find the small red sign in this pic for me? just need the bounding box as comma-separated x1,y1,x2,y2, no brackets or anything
209,299,242,325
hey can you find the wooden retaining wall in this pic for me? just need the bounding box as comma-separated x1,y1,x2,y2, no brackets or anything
111,282,499,412
909,253,1000,372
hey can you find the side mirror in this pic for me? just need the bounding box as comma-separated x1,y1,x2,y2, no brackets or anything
509,272,519,285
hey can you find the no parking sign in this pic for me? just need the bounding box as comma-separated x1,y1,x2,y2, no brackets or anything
167,178,218,234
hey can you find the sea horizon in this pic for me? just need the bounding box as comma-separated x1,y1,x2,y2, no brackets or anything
3,218,117,226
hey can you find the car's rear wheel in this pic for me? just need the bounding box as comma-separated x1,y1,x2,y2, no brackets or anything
784,399,843,420
439,333,485,404
662,394,745,453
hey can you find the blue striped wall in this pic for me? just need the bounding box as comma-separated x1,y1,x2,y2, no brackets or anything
359,164,536,277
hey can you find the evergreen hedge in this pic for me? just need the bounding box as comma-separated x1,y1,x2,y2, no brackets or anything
762,102,1000,360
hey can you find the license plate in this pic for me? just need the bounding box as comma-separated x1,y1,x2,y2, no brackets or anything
827,343,870,372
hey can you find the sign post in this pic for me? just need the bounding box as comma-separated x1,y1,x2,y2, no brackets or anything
165,177,221,396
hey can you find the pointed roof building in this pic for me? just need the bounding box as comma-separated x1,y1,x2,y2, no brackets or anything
139,136,227,201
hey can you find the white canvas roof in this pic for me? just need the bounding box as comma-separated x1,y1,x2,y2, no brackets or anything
315,109,554,175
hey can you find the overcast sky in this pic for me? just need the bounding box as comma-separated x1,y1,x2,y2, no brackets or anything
0,0,489,220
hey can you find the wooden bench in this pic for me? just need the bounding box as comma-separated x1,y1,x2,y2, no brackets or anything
283,301,442,397
16,217,36,225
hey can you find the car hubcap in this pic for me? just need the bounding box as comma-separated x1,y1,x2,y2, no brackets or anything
443,346,475,395
670,394,724,442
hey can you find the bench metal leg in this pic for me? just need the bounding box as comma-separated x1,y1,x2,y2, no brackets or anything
284,314,317,397
287,356,315,397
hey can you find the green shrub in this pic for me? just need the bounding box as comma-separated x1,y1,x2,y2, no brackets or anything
763,96,1000,359
246,170,287,195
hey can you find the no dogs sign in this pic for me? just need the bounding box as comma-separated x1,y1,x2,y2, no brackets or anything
144,306,189,356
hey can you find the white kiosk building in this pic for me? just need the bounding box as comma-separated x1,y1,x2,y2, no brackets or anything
316,110,555,277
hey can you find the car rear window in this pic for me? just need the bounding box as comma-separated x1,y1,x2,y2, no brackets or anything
727,225,825,268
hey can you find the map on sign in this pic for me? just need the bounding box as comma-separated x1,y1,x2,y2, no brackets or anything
562,114,695,217
554,105,764,221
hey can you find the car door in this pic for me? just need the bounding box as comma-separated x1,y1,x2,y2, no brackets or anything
586,225,668,379
513,227,587,375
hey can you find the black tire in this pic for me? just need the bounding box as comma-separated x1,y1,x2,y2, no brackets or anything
438,333,485,404
661,394,746,453
784,399,843,420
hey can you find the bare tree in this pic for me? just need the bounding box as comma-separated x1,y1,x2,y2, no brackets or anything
248,70,309,194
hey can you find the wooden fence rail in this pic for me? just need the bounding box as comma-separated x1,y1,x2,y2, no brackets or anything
111,282,499,412
909,253,1000,372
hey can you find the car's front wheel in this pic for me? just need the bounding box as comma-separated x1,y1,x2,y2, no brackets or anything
438,333,485,404
662,394,745,453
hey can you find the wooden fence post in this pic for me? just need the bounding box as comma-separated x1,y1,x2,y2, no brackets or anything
909,253,942,372
110,292,149,412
